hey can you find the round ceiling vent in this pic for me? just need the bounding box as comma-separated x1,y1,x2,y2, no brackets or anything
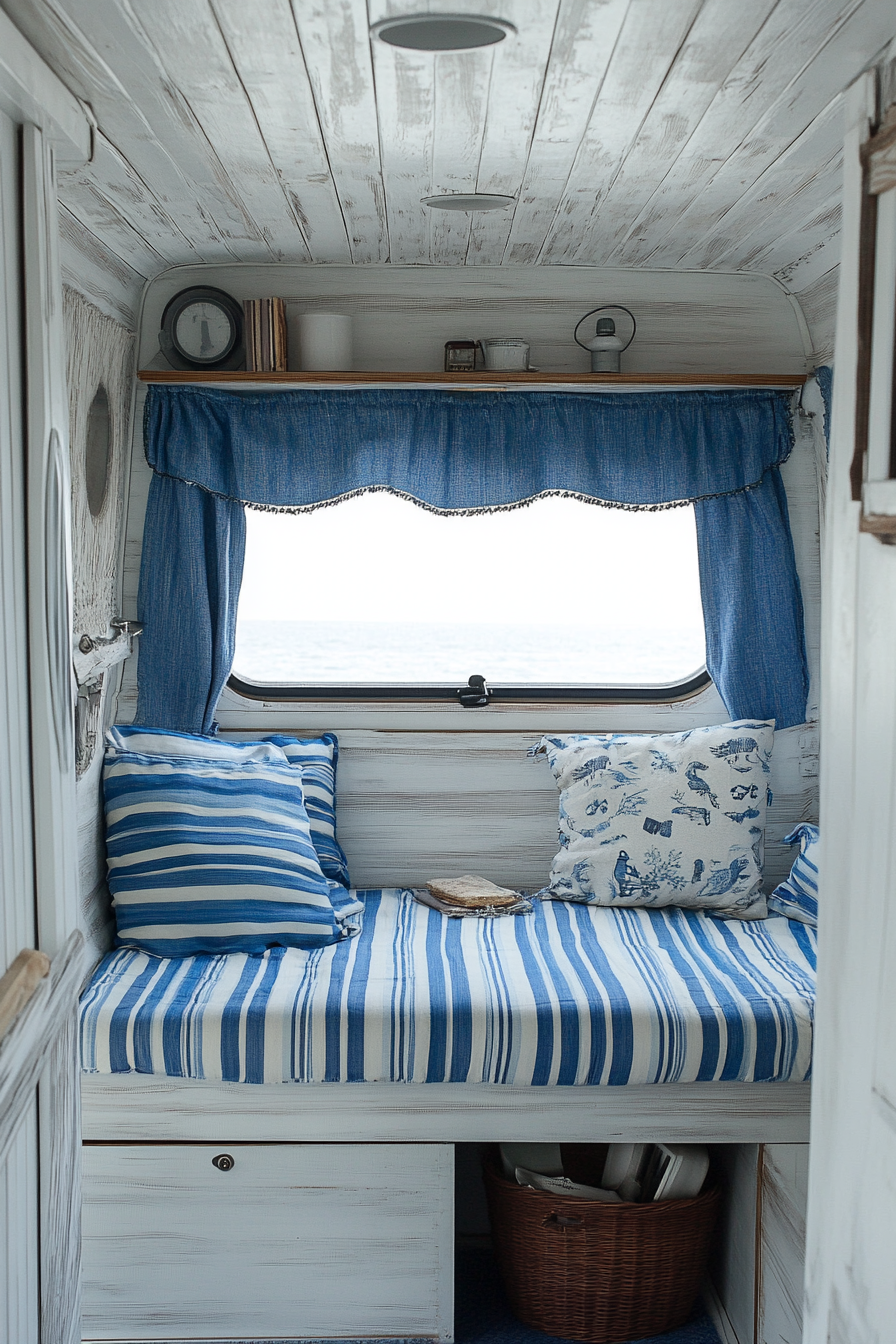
372,14,515,51
421,193,515,211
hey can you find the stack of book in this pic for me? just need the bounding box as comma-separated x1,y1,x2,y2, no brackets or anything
243,297,288,372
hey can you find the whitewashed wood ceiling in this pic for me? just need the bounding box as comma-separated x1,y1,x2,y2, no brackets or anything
3,0,894,333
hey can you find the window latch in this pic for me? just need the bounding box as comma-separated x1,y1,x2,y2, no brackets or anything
457,674,491,708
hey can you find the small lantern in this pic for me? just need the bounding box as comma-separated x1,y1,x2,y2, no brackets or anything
574,305,637,374
444,339,478,372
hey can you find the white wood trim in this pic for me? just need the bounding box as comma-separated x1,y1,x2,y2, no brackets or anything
40,1010,82,1344
0,929,86,1164
757,1143,809,1344
22,122,80,958
0,8,90,167
804,67,880,1344
0,1099,40,1344
81,1075,810,1145
703,1278,744,1344
862,479,896,516
865,186,896,484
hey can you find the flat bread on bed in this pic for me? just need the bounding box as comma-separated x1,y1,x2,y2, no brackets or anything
426,875,522,908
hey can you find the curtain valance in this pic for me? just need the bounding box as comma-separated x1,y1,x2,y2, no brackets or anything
135,385,808,735
144,384,794,512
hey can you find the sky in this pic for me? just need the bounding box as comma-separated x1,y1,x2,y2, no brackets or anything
237,492,706,632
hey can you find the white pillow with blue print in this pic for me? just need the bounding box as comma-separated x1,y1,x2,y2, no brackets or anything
768,823,818,926
106,725,350,887
103,745,362,956
536,720,775,919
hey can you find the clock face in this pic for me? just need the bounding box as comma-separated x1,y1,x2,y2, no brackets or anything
174,301,236,362
159,286,245,371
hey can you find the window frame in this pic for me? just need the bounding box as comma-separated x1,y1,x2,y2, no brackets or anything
227,667,712,706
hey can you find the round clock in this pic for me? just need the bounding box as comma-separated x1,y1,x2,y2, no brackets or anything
159,286,244,371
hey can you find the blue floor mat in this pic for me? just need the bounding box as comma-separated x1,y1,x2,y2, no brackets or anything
455,1244,721,1344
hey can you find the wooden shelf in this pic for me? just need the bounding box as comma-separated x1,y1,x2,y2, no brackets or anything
139,369,806,388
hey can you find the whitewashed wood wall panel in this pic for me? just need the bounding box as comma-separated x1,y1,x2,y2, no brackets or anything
137,263,809,375
81,1142,454,1342
758,1144,809,1344
39,1009,82,1344
805,57,896,1344
222,724,816,894
0,1098,40,1344
111,295,823,895
59,207,145,330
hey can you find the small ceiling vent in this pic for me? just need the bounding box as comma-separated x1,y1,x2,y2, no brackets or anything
372,14,515,52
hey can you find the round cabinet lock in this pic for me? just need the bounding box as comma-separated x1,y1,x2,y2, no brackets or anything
212,1153,235,1172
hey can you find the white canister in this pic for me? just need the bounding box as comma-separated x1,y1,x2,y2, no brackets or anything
480,338,530,371
297,313,353,371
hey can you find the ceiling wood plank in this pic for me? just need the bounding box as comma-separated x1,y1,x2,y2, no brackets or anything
55,174,168,277
58,205,144,327
534,0,707,265
465,0,562,266
676,95,845,270
543,0,778,266
614,0,893,267
501,0,630,265
769,200,842,294
428,50,491,264
208,0,352,263
3,0,276,260
368,3,434,265
60,132,203,266
791,265,839,364
292,0,388,263
130,0,312,262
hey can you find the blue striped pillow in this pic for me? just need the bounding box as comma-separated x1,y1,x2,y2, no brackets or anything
107,726,350,887
266,735,349,887
768,823,819,926
103,749,352,956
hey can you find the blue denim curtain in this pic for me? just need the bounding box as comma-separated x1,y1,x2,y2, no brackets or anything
136,385,808,733
137,474,245,735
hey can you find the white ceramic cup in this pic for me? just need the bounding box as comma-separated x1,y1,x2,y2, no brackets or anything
480,338,530,371
298,313,353,371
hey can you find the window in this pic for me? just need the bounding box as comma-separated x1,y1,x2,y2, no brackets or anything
231,493,708,702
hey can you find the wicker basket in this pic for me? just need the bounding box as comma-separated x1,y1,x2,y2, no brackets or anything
483,1158,721,1344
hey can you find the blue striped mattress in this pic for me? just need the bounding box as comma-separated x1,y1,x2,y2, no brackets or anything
80,889,815,1087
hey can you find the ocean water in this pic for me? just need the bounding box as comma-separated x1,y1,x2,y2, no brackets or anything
234,619,706,686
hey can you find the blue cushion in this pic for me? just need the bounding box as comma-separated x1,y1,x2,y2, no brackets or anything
266,735,350,887
103,748,355,956
768,823,819,926
106,726,350,887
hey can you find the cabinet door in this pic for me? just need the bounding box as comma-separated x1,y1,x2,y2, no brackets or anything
82,1142,454,1342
